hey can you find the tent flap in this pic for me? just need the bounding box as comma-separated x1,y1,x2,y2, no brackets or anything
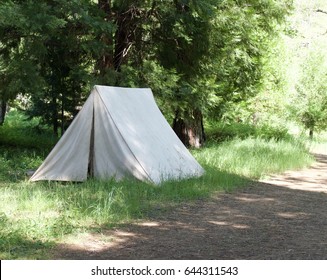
30,92,94,181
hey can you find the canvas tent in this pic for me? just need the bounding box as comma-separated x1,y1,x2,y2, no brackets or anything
30,85,204,184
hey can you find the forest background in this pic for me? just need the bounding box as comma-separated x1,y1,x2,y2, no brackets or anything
1,0,326,145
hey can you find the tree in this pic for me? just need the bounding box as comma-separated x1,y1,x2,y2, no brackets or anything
145,0,216,147
291,48,327,138
0,61,8,125
165,0,293,146
0,0,293,144
0,0,114,135
94,0,217,147
209,0,293,118
281,0,327,138
0,0,45,124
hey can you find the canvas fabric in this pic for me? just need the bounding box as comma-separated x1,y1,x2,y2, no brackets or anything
30,86,204,184
29,94,94,181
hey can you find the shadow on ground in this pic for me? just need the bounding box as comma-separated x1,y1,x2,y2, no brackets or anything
54,154,327,260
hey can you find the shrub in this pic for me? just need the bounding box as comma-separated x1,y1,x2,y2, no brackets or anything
206,121,292,143
0,110,57,150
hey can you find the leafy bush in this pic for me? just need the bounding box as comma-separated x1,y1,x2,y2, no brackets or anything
206,122,255,141
206,121,292,142
0,110,57,150
255,124,292,141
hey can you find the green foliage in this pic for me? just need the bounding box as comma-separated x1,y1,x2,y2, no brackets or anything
289,47,327,136
272,0,327,137
208,0,293,118
256,124,291,141
206,121,292,142
0,109,57,150
1,0,293,137
0,0,115,134
0,0,322,259
0,147,43,182
219,0,327,138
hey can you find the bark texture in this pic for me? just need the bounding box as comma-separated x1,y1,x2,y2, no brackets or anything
173,109,205,148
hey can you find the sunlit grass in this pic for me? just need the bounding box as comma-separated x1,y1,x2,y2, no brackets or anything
195,138,314,179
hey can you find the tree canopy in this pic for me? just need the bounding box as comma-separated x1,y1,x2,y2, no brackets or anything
282,0,327,137
0,0,293,144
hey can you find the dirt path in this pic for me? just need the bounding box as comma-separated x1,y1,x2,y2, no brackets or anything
55,153,327,260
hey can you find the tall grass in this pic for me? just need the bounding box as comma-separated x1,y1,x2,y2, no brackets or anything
0,171,247,259
195,138,314,179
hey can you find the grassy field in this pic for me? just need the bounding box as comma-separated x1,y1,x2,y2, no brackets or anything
0,112,315,259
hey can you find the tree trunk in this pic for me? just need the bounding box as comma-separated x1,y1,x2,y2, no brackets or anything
97,1,136,75
113,8,136,72
113,19,128,71
0,100,7,125
61,92,65,136
52,96,59,137
98,0,111,14
173,109,205,148
309,128,314,139
96,0,114,77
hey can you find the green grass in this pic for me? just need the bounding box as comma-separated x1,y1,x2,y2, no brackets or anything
0,169,246,259
303,132,327,155
0,112,316,259
0,147,46,182
195,138,314,179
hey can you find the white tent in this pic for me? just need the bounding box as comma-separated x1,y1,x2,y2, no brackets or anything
30,85,204,184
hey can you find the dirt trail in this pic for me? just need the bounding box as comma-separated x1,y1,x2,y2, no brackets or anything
55,153,327,260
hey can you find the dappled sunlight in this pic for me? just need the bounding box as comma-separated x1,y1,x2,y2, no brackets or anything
54,155,327,259
232,224,250,229
208,220,249,229
138,221,161,227
261,153,327,194
57,230,139,255
234,196,275,203
2,131,326,260
277,212,308,219
208,220,229,226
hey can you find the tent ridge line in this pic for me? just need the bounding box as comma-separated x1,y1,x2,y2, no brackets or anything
94,86,155,184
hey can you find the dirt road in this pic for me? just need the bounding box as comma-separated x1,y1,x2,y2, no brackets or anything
56,153,327,260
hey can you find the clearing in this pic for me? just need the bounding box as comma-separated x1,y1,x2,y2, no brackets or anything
54,153,327,260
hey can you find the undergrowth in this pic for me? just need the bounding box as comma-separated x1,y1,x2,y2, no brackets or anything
0,109,57,150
